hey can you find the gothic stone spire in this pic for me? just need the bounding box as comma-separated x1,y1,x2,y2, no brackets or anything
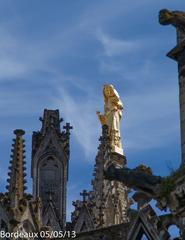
32,109,72,230
39,109,63,135
6,129,27,208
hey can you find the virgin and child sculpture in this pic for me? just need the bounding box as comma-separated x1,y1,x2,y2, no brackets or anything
96,84,124,155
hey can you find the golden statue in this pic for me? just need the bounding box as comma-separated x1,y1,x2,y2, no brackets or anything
97,84,124,155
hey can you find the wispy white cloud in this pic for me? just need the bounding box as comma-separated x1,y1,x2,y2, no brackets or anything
0,22,86,81
53,84,101,159
99,58,160,81
97,31,141,57
0,2,179,162
50,72,179,160
0,0,181,175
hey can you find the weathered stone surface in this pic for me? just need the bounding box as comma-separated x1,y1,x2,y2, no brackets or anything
105,164,162,197
71,124,129,232
159,9,185,167
72,206,169,240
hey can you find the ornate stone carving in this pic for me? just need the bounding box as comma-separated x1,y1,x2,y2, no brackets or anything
105,164,163,198
32,109,72,230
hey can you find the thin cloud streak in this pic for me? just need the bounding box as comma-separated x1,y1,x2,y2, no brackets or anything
97,31,139,57
51,76,179,159
0,0,182,176
53,86,101,158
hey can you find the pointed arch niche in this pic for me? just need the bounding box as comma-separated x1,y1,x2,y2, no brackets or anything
38,156,63,210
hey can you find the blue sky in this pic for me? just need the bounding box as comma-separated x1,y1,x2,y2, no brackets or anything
0,1,184,232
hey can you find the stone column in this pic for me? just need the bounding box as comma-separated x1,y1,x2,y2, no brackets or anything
168,40,185,164
159,9,185,165
178,50,185,165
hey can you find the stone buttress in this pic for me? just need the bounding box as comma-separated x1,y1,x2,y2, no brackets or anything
71,125,129,233
91,125,129,228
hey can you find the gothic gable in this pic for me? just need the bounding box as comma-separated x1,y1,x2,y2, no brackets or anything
42,201,62,231
32,129,68,172
128,213,162,240
74,205,94,233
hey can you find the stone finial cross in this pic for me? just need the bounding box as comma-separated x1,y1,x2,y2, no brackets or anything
63,122,73,134
80,190,89,202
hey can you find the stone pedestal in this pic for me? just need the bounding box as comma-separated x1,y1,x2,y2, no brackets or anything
111,145,124,156
105,152,127,169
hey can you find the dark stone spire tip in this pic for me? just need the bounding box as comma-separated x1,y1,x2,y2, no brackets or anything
14,129,25,136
